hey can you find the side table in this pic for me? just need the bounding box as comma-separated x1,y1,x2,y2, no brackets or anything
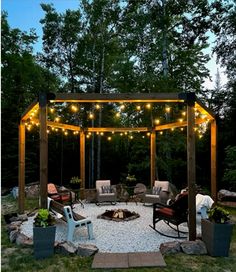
70,188,84,209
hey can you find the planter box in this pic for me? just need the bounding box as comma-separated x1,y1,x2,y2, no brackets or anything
201,219,234,257
33,225,56,259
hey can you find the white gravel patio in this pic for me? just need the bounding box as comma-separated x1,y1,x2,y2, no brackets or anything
21,202,202,253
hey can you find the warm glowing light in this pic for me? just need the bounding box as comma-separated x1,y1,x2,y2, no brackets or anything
146,103,151,109
182,111,186,116
120,104,125,110
86,134,90,138
194,127,198,132
100,132,104,136
50,108,55,113
62,128,65,132
136,105,141,111
55,117,60,122
154,119,160,125
171,128,175,131
116,112,120,118
199,134,203,139
89,113,94,119
165,106,171,113
147,132,151,136
120,133,123,136
159,131,163,135
112,131,115,134
180,127,184,131
47,129,50,134
64,131,68,136
88,132,92,135
179,118,183,123
124,132,128,135
95,104,100,109
130,135,133,139
108,136,112,141
55,128,58,132
71,105,78,112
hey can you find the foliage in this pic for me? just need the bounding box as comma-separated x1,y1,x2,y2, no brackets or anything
126,174,136,183
33,209,55,227
70,176,82,184
208,206,231,224
223,146,236,190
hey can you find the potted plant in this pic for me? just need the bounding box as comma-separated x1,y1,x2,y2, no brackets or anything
33,209,56,259
201,206,234,257
70,176,82,189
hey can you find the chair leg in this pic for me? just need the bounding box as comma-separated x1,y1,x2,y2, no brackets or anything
67,225,74,242
87,223,94,239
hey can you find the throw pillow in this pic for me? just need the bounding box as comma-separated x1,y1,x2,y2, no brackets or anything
153,186,162,195
101,185,111,194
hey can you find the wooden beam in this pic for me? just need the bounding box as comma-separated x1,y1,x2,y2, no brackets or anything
150,130,156,187
155,118,208,131
80,131,86,194
18,121,25,214
21,100,39,121
195,100,215,120
211,120,217,201
187,103,196,241
39,93,48,209
53,92,183,103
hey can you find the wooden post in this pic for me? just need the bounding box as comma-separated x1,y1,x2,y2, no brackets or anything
18,121,25,214
187,100,196,241
211,120,217,201
80,130,86,197
150,130,156,187
39,93,48,209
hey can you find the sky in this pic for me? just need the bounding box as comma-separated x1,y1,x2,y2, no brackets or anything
1,0,228,89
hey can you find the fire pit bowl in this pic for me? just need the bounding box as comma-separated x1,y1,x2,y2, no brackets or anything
97,209,140,222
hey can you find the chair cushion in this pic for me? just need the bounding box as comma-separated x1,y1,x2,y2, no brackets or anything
152,186,162,195
101,185,112,194
158,207,175,217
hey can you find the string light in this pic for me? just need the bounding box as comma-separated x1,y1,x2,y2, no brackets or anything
64,131,68,136
129,135,133,139
165,106,171,113
136,105,141,111
108,136,112,141
146,103,151,109
147,132,151,136
182,111,186,116
120,104,125,110
179,118,183,123
71,105,78,112
95,104,100,110
55,117,60,122
159,131,163,135
115,112,120,118
89,113,94,119
154,119,160,125
49,108,55,113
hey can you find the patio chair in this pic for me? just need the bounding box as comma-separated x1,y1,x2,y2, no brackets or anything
96,180,117,205
143,181,173,205
150,192,188,238
47,183,72,205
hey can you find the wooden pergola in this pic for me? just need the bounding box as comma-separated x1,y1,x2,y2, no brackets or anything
18,92,217,241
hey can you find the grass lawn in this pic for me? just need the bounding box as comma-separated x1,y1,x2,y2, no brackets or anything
1,194,236,272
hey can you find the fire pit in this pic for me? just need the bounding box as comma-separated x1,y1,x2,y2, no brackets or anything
97,209,140,222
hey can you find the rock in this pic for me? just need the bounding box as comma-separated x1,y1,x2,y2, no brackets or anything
159,241,181,255
218,189,236,202
3,213,18,224
17,214,28,222
25,182,40,198
55,241,77,255
9,230,19,243
7,221,22,232
77,244,99,256
180,240,207,255
15,233,33,246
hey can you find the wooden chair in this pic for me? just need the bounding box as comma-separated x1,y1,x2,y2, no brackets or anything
150,192,188,238
47,183,72,205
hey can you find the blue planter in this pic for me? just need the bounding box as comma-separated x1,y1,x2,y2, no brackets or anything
33,225,56,259
201,219,234,257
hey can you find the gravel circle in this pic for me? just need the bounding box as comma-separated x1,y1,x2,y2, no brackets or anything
21,202,202,253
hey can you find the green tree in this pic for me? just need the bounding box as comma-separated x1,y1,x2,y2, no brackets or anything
1,12,58,186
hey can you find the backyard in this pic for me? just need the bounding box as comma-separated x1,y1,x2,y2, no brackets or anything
1,194,236,272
